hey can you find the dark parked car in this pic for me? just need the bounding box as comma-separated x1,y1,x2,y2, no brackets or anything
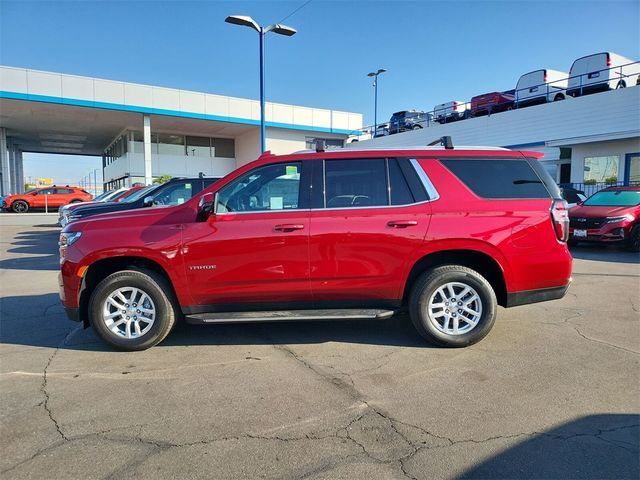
568,186,640,251
388,110,431,134
64,177,221,225
560,186,586,207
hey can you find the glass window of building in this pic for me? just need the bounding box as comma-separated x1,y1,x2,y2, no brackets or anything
186,136,211,157
157,134,184,155
211,138,235,158
583,156,619,183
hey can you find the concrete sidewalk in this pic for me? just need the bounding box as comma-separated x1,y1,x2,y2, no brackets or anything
0,212,59,227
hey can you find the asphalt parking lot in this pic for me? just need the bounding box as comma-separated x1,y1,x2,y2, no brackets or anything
1,219,639,479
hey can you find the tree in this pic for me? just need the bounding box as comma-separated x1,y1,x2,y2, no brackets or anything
153,175,173,184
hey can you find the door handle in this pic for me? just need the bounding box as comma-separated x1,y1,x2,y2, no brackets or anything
387,220,418,228
274,224,305,232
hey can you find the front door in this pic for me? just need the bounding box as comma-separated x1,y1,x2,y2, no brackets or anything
181,161,312,309
309,157,432,304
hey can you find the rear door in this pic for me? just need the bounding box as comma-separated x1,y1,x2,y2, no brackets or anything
52,188,74,206
308,157,432,304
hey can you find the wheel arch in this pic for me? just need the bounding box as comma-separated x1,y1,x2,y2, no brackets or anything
402,249,508,307
78,256,179,327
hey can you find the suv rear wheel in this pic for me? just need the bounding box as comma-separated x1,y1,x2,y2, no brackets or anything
409,265,497,347
89,269,178,351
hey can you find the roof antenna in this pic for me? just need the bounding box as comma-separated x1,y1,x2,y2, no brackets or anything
315,139,325,153
428,136,454,149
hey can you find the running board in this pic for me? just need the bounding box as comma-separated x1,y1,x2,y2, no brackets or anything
185,308,395,324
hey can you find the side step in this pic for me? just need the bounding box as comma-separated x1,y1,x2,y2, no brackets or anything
185,309,395,325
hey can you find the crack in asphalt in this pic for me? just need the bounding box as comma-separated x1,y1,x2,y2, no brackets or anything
572,326,640,355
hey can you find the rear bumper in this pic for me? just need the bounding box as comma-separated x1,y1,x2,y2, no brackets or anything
506,283,570,307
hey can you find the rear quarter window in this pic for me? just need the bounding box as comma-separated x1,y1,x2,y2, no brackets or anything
440,159,551,199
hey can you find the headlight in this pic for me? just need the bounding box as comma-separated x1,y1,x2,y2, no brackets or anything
605,214,635,223
67,214,82,223
59,231,82,247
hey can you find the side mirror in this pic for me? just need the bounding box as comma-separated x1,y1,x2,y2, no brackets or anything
196,192,214,222
143,196,155,207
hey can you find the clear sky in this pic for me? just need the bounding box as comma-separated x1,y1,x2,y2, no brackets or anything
1,0,638,186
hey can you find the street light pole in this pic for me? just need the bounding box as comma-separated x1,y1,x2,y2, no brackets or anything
225,15,297,153
367,69,386,137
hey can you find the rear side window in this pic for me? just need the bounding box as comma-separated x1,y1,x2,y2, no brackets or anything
325,159,387,208
441,159,550,199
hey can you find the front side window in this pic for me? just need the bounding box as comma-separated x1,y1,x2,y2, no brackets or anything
37,188,55,195
216,162,302,213
583,156,619,183
325,159,387,208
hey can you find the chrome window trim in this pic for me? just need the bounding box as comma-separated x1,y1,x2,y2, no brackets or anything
410,158,440,201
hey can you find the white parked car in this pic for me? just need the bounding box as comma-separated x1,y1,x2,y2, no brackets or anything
434,100,469,124
567,52,640,97
514,69,569,107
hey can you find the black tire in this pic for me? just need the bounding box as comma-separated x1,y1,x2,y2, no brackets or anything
412,124,422,130
409,265,497,347
554,94,565,101
88,269,178,351
70,199,83,203
628,225,640,253
567,239,580,248
11,200,29,213
616,81,626,89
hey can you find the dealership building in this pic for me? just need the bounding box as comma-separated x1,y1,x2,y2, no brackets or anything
0,66,363,194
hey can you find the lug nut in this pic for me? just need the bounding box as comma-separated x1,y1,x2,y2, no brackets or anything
126,316,130,320
133,303,137,307
133,316,137,320
445,302,449,306
452,313,457,317
122,310,126,313
445,309,449,313
458,309,462,313
125,304,129,307
137,309,140,314
458,301,462,306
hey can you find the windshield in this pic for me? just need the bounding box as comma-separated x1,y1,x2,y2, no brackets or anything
121,186,156,203
583,190,640,207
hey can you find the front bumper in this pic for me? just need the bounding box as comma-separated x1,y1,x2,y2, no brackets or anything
569,225,632,244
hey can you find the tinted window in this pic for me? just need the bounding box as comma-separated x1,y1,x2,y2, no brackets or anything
441,159,550,199
54,188,73,194
37,188,55,195
389,158,415,205
216,163,301,213
152,182,200,206
325,159,387,208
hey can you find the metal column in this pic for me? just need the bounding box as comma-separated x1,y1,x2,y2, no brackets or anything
0,128,10,195
143,114,152,185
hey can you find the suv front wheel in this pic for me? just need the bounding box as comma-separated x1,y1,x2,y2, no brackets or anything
89,269,178,351
409,265,497,347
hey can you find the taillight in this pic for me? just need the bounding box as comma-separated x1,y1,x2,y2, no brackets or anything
543,70,547,83
606,53,611,67
551,200,569,242
453,101,458,110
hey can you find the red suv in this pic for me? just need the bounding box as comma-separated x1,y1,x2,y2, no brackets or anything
59,141,572,350
3,186,92,213
568,186,640,251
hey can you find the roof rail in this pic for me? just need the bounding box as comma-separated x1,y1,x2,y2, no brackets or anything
427,136,454,149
